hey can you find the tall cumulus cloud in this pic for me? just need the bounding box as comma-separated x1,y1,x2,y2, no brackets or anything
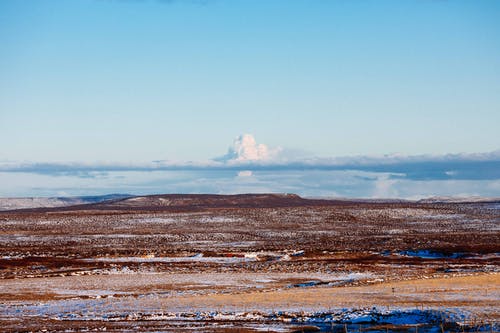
215,134,282,163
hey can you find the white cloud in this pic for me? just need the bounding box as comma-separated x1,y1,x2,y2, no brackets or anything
237,170,253,177
1,134,499,199
216,134,282,163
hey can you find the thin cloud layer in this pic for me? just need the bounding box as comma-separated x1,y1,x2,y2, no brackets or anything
1,135,500,198
3,169,499,199
1,148,500,181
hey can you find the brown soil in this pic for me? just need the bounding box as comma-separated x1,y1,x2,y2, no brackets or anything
0,194,498,331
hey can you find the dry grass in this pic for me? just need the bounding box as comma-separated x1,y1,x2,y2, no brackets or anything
0,200,498,331
164,273,499,316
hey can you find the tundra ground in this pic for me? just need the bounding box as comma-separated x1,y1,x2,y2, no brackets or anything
0,195,498,332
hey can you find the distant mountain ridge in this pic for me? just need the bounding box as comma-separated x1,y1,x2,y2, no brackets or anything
0,193,341,213
93,193,311,210
1,193,499,213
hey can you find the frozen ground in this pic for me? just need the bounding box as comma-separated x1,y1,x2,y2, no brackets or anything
0,196,498,332
0,273,497,332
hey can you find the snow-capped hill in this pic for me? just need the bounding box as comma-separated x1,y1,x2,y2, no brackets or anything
0,194,131,211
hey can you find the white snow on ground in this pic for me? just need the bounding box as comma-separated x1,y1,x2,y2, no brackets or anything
0,305,480,328
132,215,244,224
81,250,309,264
0,198,84,211
0,271,374,306
83,256,256,264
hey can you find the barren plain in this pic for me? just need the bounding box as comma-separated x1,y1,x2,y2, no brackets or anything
0,194,498,332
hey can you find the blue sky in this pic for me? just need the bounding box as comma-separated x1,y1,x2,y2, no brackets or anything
1,0,499,198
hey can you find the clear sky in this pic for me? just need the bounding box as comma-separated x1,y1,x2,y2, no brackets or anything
1,0,499,198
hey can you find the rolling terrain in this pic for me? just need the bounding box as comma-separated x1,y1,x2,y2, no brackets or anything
0,194,498,332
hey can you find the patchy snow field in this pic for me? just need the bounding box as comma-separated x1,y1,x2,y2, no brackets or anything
0,199,498,331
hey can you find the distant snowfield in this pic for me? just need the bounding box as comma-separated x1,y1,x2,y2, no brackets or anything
0,197,84,211
0,194,130,211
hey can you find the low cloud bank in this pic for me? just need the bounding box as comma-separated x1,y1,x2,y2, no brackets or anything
1,134,499,198
2,169,499,199
2,150,499,181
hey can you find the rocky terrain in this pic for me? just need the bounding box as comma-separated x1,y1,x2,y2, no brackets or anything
0,194,498,332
